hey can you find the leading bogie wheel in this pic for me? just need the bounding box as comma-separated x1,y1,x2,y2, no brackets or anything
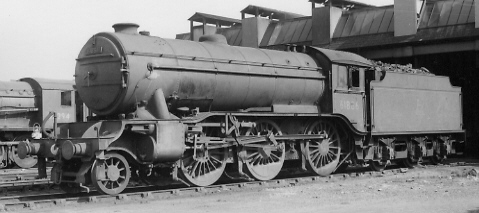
91,152,131,195
304,120,342,177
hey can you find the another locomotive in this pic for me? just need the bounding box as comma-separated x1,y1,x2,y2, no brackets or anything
0,78,78,169
19,23,464,195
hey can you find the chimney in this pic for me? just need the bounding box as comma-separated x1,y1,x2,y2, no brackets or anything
311,5,342,45
112,23,139,34
242,17,271,48
394,0,417,37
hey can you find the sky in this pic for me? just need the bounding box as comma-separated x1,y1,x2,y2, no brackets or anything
0,0,393,81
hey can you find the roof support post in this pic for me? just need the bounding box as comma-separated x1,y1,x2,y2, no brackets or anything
394,0,418,37
476,0,479,28
242,17,271,47
202,18,206,36
190,20,194,41
312,5,342,45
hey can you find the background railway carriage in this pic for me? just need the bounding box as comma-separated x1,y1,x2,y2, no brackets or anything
0,78,78,169
18,23,464,195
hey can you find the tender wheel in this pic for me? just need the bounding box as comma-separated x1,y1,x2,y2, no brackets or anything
369,160,387,172
91,152,131,195
400,155,417,168
304,120,342,176
429,140,446,165
241,120,285,181
429,153,444,165
12,135,38,169
179,130,227,186
401,141,419,168
429,156,441,165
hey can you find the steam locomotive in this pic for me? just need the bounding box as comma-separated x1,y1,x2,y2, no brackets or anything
0,78,78,169
19,23,464,195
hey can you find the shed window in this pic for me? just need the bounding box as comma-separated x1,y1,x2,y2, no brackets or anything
61,91,72,106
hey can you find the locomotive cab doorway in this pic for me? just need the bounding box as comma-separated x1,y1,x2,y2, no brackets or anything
331,64,367,132
307,47,371,133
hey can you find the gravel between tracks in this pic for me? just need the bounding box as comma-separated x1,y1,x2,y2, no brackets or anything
11,162,479,213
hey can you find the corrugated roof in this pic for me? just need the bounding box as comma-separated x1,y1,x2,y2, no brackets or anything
419,0,474,28
241,5,304,20
260,17,312,46
260,0,477,48
330,0,475,37
334,6,395,38
217,26,243,46
176,33,190,40
309,0,378,10
259,6,396,46
188,12,241,26
321,23,479,50
310,47,372,67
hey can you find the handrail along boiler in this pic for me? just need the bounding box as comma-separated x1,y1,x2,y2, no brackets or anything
18,23,464,195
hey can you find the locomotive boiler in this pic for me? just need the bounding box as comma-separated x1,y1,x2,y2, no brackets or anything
19,23,464,195
77,23,324,117
0,78,78,169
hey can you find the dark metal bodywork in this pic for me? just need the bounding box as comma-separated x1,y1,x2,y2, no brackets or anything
369,72,462,134
0,81,36,132
18,24,465,194
0,78,77,135
0,78,78,168
75,31,326,116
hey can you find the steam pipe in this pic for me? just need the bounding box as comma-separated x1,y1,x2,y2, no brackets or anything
149,89,170,119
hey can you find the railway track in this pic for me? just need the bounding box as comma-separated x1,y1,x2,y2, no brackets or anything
1,159,476,212
0,168,52,194
0,168,50,182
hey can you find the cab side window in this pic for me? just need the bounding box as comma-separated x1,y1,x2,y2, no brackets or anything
337,65,349,89
349,66,360,88
61,91,72,106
